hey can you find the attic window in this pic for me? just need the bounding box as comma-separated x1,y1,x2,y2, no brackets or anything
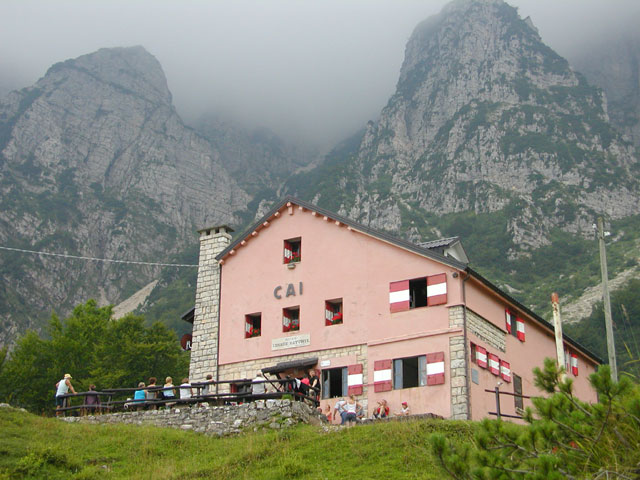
245,313,261,339
283,306,300,332
284,238,301,264
325,298,343,326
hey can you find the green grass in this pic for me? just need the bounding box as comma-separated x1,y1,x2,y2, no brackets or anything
0,407,475,479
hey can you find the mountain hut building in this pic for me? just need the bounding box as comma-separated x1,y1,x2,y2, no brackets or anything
186,197,600,420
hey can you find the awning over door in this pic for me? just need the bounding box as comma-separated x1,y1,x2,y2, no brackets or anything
261,357,318,375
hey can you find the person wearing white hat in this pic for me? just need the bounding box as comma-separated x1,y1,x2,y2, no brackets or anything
55,373,76,416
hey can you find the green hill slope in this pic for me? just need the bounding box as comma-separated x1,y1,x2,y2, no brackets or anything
0,406,474,480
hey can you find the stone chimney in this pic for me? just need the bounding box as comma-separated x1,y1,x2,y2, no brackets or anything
189,225,234,383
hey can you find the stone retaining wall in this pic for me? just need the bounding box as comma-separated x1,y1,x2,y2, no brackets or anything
61,399,320,436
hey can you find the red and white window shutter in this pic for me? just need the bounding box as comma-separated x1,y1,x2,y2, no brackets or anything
476,346,488,368
325,302,334,326
426,352,445,385
571,353,578,376
347,364,363,395
373,360,392,392
516,317,526,341
283,240,293,263
488,353,500,376
245,317,252,338
282,309,291,332
427,273,447,306
505,310,515,334
500,360,512,382
389,280,410,313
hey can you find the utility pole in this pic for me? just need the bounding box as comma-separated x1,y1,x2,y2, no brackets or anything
551,292,566,380
597,217,617,382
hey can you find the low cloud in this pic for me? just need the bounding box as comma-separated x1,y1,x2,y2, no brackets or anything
1,0,638,147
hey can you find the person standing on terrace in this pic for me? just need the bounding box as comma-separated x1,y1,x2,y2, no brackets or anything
251,372,267,399
309,369,320,400
55,373,76,416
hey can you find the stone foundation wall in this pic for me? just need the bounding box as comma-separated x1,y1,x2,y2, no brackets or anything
61,399,319,436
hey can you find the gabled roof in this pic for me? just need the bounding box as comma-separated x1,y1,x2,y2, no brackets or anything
216,196,468,270
418,236,469,264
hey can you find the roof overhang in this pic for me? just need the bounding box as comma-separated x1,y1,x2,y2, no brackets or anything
181,307,195,324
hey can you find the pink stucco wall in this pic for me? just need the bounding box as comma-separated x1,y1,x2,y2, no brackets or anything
218,206,461,365
217,205,462,417
464,279,598,421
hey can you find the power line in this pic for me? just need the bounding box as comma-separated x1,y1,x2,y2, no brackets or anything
0,246,199,268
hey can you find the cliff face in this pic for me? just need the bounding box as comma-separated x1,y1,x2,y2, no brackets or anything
194,114,318,193
0,46,249,345
286,0,640,253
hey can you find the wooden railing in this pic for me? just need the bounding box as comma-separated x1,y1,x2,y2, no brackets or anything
485,387,531,420
55,378,320,416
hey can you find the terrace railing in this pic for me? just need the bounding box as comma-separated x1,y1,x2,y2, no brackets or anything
54,378,319,416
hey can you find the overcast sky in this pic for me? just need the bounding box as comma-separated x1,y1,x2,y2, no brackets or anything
1,0,639,147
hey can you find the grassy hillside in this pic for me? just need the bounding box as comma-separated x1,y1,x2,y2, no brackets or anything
0,406,474,480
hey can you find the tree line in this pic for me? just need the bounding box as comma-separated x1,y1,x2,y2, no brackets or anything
0,300,189,413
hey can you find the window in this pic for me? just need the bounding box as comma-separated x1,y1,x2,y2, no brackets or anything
245,313,261,338
389,274,447,312
283,306,300,332
470,342,477,363
325,299,343,326
513,373,523,411
393,355,427,389
511,324,519,338
506,310,518,338
322,367,347,399
409,278,428,308
284,238,301,264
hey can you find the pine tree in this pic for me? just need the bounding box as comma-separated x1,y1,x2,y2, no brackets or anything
431,359,640,479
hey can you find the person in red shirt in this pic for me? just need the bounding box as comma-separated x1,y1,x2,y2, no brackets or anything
373,399,390,419
300,374,311,398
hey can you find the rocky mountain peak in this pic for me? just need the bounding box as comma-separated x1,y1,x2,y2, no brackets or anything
0,46,248,347
393,0,573,151
400,0,542,89
44,46,171,106
288,0,639,252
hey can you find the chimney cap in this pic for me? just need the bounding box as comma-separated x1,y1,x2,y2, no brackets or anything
198,225,235,235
